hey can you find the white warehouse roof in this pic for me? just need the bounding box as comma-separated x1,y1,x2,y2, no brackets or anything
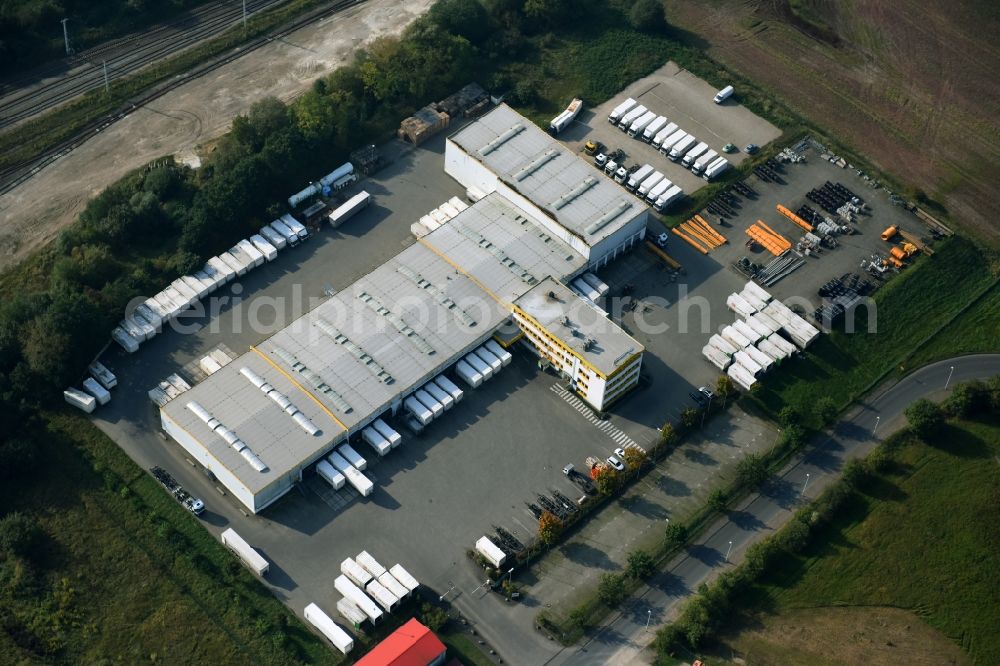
447,104,647,249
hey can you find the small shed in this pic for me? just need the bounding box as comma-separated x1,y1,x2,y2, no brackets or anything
436,82,488,118
399,106,449,145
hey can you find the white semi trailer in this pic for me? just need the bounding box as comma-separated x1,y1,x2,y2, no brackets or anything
372,419,402,448
304,603,354,655
361,427,392,456
316,460,345,490
338,443,368,471
328,452,374,496
221,528,269,576
334,575,383,624
607,98,637,124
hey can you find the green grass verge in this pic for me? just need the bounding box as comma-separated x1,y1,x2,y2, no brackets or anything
439,627,496,666
0,411,341,665
903,279,1000,369
733,416,1000,664
745,235,999,429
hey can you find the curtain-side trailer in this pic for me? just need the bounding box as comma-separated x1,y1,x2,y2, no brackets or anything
340,557,373,587
316,460,345,490
221,528,269,576
372,419,402,448
338,443,368,471
361,427,392,456
389,564,419,593
423,382,454,410
483,340,513,367
455,360,483,388
334,575,383,624
304,603,354,654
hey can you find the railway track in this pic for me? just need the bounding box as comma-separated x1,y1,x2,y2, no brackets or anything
0,0,365,197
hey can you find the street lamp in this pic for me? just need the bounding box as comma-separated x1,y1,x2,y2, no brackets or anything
645,609,652,629
872,415,880,437
801,472,811,495
725,540,733,562
945,365,955,389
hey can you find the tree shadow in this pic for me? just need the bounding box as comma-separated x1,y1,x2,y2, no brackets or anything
858,475,907,502
656,475,692,497
727,509,767,532
926,422,991,459
686,543,723,567
558,542,617,571
619,494,668,520
759,476,799,510
683,448,718,467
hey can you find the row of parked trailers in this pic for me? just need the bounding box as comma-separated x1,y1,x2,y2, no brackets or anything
607,97,731,182
409,196,470,238
702,281,820,390
63,361,119,413
113,214,309,353
334,551,420,628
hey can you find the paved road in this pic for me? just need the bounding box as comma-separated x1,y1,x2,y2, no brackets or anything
545,354,1000,665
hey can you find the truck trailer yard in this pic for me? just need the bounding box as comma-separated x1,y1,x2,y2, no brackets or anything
85,76,951,665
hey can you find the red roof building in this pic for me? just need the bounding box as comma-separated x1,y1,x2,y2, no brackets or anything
356,618,447,666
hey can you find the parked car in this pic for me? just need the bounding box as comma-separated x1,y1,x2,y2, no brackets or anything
606,456,625,472
699,386,716,401
655,232,669,248
744,143,759,155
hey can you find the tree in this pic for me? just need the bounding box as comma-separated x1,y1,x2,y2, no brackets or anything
628,0,665,32
943,380,988,417
621,446,647,471
815,396,838,425
987,375,1000,411
428,0,493,44
0,512,43,559
664,521,688,548
420,603,448,632
715,375,735,400
593,465,620,495
708,488,727,512
777,405,800,428
626,549,655,580
736,453,768,489
905,398,944,439
659,423,678,449
680,407,699,430
597,572,627,606
841,458,868,488
538,510,563,545
522,0,571,27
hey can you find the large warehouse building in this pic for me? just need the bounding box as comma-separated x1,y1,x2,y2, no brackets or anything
160,106,648,514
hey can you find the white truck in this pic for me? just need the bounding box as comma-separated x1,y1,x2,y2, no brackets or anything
657,129,688,156
338,443,367,471
653,185,684,212
328,191,371,228
681,141,711,167
316,460,346,490
280,214,309,241
626,110,657,138
703,156,730,181
714,85,734,104
361,427,392,456
304,603,353,654
617,104,647,130
651,122,679,150
691,149,719,175
641,115,668,142
625,164,654,192
636,171,665,199
221,528,269,576
669,134,698,161
433,375,465,403
607,97,637,124
372,419,402,448
644,178,672,204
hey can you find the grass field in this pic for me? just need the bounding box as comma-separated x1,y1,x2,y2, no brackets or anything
746,236,998,429
0,411,340,665
713,415,1000,665
904,280,1000,369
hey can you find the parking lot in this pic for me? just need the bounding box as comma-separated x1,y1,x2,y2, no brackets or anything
556,61,782,200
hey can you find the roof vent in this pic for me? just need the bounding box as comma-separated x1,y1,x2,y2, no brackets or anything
585,200,633,236
478,123,524,156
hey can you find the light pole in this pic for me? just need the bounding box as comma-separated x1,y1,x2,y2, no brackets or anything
700,393,713,428
872,415,880,437
242,0,248,32
61,18,72,56
945,365,955,389
801,472,811,495
725,540,733,562
645,609,652,629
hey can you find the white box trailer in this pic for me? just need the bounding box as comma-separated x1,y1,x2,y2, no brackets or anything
726,293,756,319
334,575,383,624
112,326,140,353
474,348,503,375
237,240,265,268
644,178,672,204
475,536,507,568
448,196,468,213
625,164,654,191
259,224,287,250
341,557,373,587
616,103,647,129
756,338,788,362
641,115,669,142
269,219,298,246
423,382,454,410
704,157,730,181
389,564,419,593
281,214,308,240
483,340,513,367
627,110,657,137
768,332,798,356
337,598,368,629
404,396,434,425
658,129,688,155
316,459,345,490
207,256,236,283
465,353,492,380
250,234,278,261
221,528,269,576
136,303,163,330
682,141,711,167
669,134,698,161
466,185,486,203
607,97,637,124
372,419,402,448
749,312,782,334
708,333,739,357
338,443,367,471
439,202,461,219
734,350,763,377
743,280,773,304
414,390,443,419
328,452,374,496
651,122,679,149
740,288,769,312
702,344,732,371
191,271,218,295
727,362,757,391
329,191,372,228
571,278,601,302
692,149,719,175
89,361,117,390
82,377,111,405
304,603,354,655
743,344,773,373
721,324,753,349
733,319,762,344
144,297,170,324
170,279,198,304
219,252,247,276
378,571,410,600
179,275,207,299
745,315,775,340
356,551,387,578
653,185,684,211
637,171,665,198
361,427,392,457
433,376,465,404
365,579,399,613
64,387,96,413
455,360,483,388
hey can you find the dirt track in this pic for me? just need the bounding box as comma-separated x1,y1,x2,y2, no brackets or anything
665,0,1000,247
0,0,432,271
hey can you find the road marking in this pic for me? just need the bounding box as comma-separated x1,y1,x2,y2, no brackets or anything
551,384,638,448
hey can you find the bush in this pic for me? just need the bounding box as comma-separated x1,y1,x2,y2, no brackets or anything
775,516,811,554
597,572,628,607
680,407,700,429
664,521,688,548
0,512,43,559
420,603,448,632
943,380,989,417
538,510,563,545
815,396,838,425
716,374,736,400
778,406,801,428
708,488,728,512
905,398,945,439
593,465,621,495
628,0,666,32
736,453,769,489
626,549,655,580
841,458,868,488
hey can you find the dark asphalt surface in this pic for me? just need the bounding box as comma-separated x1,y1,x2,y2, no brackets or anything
545,354,1000,665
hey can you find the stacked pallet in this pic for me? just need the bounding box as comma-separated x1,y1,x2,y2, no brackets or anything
746,221,791,256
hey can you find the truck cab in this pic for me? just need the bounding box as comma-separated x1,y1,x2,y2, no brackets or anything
614,166,628,183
